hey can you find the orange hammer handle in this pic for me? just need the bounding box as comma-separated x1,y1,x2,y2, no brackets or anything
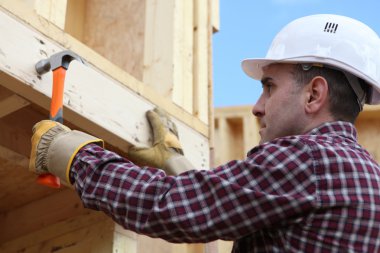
50,67,66,123
36,67,66,188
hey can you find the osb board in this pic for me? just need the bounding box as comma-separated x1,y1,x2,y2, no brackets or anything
0,8,209,169
80,0,145,80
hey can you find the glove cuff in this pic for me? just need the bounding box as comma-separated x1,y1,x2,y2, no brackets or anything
47,130,103,185
164,155,195,174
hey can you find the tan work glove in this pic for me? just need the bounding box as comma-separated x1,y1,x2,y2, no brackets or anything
127,108,194,175
29,120,103,185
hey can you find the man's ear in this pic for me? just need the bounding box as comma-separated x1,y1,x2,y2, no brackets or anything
304,76,329,114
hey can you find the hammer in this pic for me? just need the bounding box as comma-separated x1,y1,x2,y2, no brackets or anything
35,50,85,188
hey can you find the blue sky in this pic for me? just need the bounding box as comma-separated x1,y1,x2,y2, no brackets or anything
213,0,380,107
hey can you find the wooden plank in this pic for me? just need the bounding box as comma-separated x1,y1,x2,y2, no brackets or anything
207,0,215,169
171,0,194,114
357,105,380,120
0,94,30,118
143,0,175,99
0,145,58,213
193,0,209,124
0,7,209,170
34,0,68,30
211,0,220,33
64,0,86,40
0,212,110,253
214,117,244,165
356,105,380,162
243,115,260,154
0,188,88,244
356,118,380,162
0,102,46,159
217,240,233,253
113,224,138,253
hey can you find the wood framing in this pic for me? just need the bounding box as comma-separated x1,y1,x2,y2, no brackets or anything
0,0,219,252
214,106,259,165
0,2,209,167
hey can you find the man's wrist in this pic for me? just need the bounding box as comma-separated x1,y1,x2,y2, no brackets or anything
47,130,103,185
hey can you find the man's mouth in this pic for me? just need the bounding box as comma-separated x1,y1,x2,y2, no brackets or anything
259,125,266,135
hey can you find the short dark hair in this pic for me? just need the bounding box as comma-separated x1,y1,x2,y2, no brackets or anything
292,64,361,123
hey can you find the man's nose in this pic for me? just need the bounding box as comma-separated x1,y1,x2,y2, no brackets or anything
252,95,265,117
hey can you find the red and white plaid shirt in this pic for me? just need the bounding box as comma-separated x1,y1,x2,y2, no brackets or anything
71,121,380,252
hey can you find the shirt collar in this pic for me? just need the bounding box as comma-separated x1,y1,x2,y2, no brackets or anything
306,121,357,141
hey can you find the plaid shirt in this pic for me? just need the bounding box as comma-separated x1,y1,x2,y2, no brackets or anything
71,121,380,252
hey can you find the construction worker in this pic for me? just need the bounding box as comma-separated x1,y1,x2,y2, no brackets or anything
30,14,380,252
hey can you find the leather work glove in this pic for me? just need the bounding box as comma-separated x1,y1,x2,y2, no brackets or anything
29,120,103,186
127,107,194,175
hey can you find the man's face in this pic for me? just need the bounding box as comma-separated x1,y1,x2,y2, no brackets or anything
252,64,307,144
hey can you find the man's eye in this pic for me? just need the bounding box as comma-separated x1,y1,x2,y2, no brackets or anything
264,84,272,94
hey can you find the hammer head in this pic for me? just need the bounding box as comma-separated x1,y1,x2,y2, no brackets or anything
35,50,85,75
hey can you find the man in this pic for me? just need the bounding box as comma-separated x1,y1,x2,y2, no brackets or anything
30,14,380,252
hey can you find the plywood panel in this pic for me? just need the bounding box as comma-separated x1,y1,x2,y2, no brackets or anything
82,0,145,80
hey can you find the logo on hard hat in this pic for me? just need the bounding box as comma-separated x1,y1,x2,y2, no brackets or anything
324,22,338,33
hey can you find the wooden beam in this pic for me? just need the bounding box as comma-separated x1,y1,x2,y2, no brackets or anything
357,105,380,120
0,94,30,118
193,0,209,124
211,0,220,33
0,109,36,158
0,145,58,214
243,115,260,155
0,189,88,244
143,0,176,99
0,212,109,253
171,0,194,114
34,0,68,30
64,0,86,40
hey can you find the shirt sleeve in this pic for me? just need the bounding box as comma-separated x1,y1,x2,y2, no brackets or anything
70,138,317,243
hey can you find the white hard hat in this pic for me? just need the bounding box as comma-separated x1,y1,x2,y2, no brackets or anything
242,14,380,105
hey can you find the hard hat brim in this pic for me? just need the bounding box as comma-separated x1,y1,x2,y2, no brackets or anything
241,56,332,80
